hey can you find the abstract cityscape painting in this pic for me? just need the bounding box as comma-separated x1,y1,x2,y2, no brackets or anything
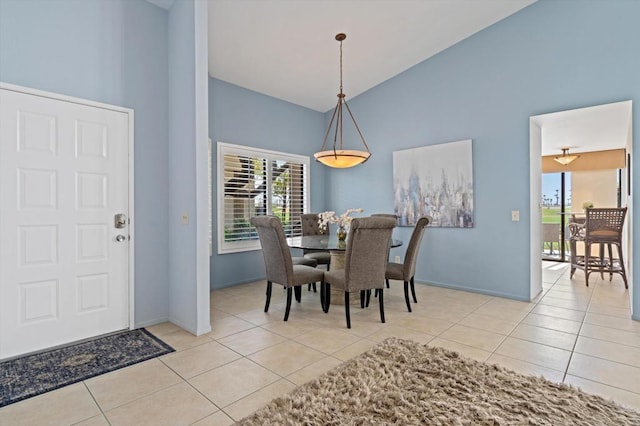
393,139,474,227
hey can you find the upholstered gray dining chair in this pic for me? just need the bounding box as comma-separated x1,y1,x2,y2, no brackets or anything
250,216,325,321
292,256,317,268
372,213,398,287
323,216,396,328
371,213,398,222
301,213,332,292
385,216,431,312
292,257,318,299
301,213,332,269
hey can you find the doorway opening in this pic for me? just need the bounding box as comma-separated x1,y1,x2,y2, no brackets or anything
529,100,633,305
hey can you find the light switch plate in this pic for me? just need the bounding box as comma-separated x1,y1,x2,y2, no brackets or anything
182,212,189,225
511,210,520,221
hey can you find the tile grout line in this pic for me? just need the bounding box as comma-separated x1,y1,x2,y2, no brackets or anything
79,381,111,426
479,266,579,376
552,268,640,396
558,274,597,383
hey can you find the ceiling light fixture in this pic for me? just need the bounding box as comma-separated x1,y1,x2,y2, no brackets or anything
553,148,580,165
314,33,371,168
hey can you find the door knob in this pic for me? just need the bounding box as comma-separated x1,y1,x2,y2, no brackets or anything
115,234,126,242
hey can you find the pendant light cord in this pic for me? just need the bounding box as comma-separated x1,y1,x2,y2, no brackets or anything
339,38,343,95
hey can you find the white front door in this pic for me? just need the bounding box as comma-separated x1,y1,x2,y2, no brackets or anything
0,87,131,360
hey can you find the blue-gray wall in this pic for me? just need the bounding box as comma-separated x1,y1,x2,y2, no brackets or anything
209,0,640,318
326,0,640,315
2,0,639,323
168,0,211,335
0,0,171,326
208,79,326,288
167,0,210,334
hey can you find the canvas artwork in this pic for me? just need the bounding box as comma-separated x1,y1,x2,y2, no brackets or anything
393,139,474,227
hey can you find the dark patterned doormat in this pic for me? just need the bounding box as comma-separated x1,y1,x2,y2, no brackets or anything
0,328,174,408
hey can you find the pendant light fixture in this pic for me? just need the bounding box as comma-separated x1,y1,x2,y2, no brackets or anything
553,148,580,165
314,33,371,168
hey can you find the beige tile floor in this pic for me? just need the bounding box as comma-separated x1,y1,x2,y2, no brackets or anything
2,261,640,425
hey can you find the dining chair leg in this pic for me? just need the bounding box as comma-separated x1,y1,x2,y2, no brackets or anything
284,287,293,321
616,242,629,289
584,243,591,287
345,292,351,329
378,288,385,323
264,281,273,312
403,280,412,312
410,276,417,303
386,278,390,288
360,290,366,309
294,285,302,303
320,282,326,312
569,239,577,279
607,243,614,281
365,289,372,307
598,243,605,280
324,283,331,312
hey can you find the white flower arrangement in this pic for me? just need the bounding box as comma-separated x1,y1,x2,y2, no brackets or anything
318,208,364,231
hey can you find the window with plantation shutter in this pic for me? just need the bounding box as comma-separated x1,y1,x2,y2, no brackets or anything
217,142,309,254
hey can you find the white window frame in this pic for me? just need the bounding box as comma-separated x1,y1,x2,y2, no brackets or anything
216,141,310,254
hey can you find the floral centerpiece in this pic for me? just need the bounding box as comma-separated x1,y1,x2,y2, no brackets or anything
318,208,364,241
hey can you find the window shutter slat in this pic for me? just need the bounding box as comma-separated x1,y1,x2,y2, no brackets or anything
217,142,309,253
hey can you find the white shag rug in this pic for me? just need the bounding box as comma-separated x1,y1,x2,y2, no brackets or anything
238,337,640,425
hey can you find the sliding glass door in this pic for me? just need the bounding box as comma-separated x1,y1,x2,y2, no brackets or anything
541,172,571,261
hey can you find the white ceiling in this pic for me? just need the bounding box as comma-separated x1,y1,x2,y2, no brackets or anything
208,0,536,112
149,0,630,154
533,101,632,156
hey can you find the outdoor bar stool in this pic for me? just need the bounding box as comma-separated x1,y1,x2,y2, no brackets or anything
569,207,628,288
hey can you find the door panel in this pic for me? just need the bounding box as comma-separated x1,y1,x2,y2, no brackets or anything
0,88,130,359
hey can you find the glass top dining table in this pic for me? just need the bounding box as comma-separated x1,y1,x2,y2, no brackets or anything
287,234,403,306
287,234,403,251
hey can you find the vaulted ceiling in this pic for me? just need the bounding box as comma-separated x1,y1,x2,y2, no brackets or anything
207,0,536,112
148,0,629,154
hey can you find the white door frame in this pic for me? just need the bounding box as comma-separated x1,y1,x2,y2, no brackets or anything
529,120,543,301
529,102,633,315
0,82,135,331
